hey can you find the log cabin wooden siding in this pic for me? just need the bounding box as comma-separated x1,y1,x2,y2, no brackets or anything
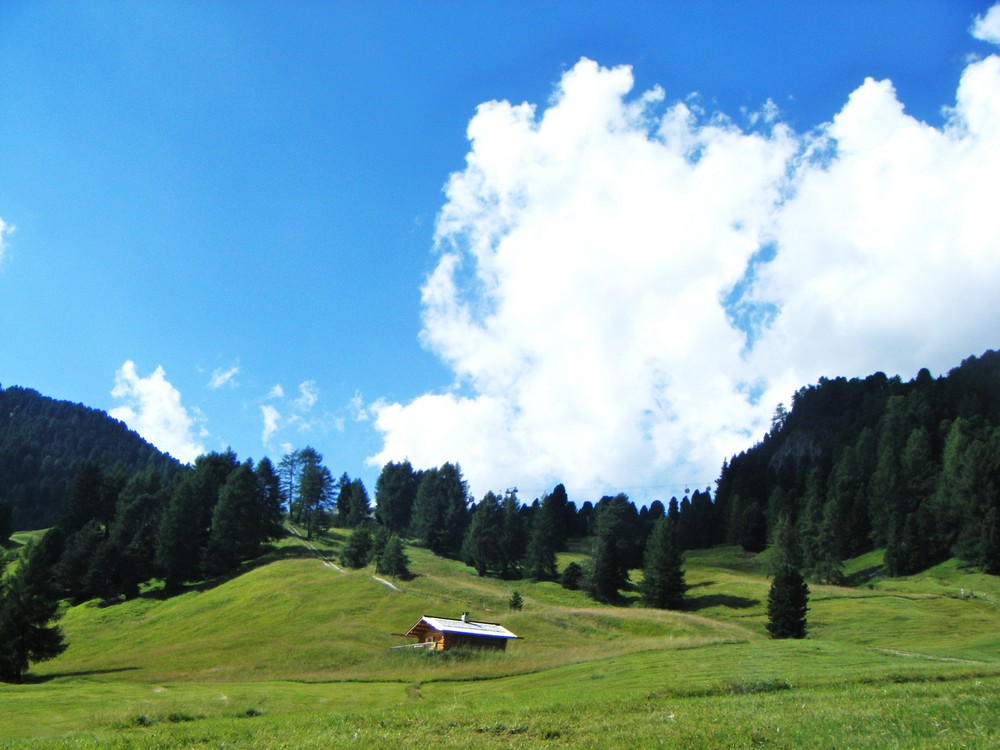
401,615,518,651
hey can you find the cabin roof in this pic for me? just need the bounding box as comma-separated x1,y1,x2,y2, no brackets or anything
405,615,519,640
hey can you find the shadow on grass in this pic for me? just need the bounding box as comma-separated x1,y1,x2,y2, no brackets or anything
686,593,758,611
26,667,141,683
686,580,716,590
844,566,885,587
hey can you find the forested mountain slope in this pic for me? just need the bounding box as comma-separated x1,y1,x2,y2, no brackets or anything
0,385,180,530
714,350,1000,579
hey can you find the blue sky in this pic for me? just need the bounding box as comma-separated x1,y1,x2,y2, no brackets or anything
2,1,999,504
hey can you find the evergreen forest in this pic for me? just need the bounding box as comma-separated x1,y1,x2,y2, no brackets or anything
2,349,1000,682
0,385,181,530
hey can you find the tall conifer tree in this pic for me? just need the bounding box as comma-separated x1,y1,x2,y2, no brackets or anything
640,516,687,609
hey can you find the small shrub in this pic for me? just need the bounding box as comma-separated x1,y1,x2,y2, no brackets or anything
729,679,793,695
166,712,201,723
560,562,583,590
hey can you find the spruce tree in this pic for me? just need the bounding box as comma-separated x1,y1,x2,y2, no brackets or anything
202,463,262,578
412,463,470,557
370,524,390,570
340,525,373,569
765,512,801,576
346,479,372,528
461,492,502,576
586,495,635,601
0,532,67,682
377,533,410,578
560,562,583,590
766,566,809,639
524,498,558,581
156,475,203,590
498,491,524,579
255,457,285,541
374,461,420,533
640,516,687,609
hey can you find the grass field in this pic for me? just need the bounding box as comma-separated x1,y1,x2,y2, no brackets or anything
1,529,999,748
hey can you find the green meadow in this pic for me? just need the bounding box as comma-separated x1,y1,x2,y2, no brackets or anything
2,530,999,748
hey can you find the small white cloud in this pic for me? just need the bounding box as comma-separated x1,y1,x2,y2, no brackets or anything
349,391,369,422
260,404,281,444
267,384,285,399
208,363,240,390
0,218,13,264
294,380,319,411
110,360,206,464
972,3,1000,45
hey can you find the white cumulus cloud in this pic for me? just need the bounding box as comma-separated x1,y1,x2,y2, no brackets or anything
110,360,206,464
370,52,1000,503
972,3,1000,45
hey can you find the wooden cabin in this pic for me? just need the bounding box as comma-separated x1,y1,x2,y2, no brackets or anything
398,613,519,651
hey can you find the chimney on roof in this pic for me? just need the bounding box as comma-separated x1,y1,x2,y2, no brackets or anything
461,612,469,623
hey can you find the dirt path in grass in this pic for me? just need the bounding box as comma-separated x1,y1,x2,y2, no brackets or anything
286,524,348,574
372,575,402,591
873,647,986,664
285,524,404,588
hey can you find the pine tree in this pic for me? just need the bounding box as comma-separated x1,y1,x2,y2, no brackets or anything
377,533,410,578
508,590,523,611
524,497,558,581
640,516,687,609
296,449,333,539
373,460,421,533
102,471,169,598
255,457,285,541
156,475,203,590
346,479,372,528
340,525,373,569
738,499,768,553
411,463,469,557
560,562,583,590
498,490,524,579
0,532,67,682
370,524,390,570
461,492,502,576
586,495,636,602
765,512,801,576
766,566,809,639
203,463,262,578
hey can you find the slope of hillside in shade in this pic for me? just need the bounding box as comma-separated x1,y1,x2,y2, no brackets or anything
1,533,999,748
0,385,181,530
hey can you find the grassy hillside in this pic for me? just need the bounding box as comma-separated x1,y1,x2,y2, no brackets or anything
1,531,999,748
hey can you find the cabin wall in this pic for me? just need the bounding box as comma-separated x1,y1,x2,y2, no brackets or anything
441,634,507,651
